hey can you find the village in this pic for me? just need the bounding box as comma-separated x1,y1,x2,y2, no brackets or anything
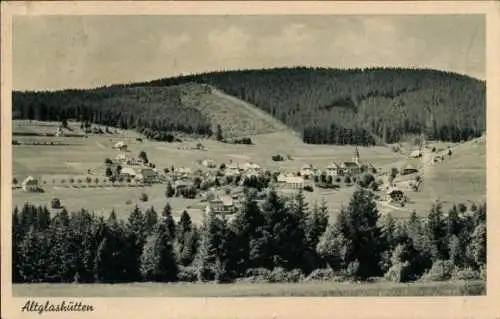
13,122,461,220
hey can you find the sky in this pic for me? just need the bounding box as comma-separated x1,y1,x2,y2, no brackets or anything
12,15,485,91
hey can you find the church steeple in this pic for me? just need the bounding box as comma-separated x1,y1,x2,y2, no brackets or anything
354,146,360,164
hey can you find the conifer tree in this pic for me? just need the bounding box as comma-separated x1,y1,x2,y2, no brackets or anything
231,189,267,274
162,203,176,240
144,207,159,235
141,222,178,282
335,188,385,279
425,201,448,261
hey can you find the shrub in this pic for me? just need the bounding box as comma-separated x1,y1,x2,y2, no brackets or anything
452,268,481,281
384,261,413,283
177,266,198,282
421,260,454,281
344,176,352,184
51,198,61,209
267,267,303,283
244,268,272,282
303,185,314,192
105,158,113,165
305,268,338,281
69,178,75,184
77,179,83,184
86,177,92,183
94,178,99,184
140,193,148,202
125,199,132,205
61,179,66,184
12,178,18,185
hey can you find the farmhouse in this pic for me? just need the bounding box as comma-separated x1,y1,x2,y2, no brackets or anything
140,168,159,184
300,164,315,178
120,167,137,179
341,162,361,176
242,162,260,171
361,162,377,174
277,174,305,189
205,195,236,215
22,176,39,192
225,163,241,176
113,141,128,151
202,158,217,168
325,162,340,176
410,149,423,158
174,180,194,196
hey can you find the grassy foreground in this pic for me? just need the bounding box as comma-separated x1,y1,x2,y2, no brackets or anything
12,280,485,297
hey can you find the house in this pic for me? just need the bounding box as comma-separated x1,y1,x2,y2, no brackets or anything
325,162,340,176
242,162,260,171
140,168,159,184
277,174,305,189
120,167,137,179
225,163,241,176
115,153,129,163
361,162,377,174
202,159,217,168
410,149,423,158
174,180,194,196
401,164,419,176
341,162,361,176
22,176,39,192
113,141,128,151
300,164,315,178
205,195,236,215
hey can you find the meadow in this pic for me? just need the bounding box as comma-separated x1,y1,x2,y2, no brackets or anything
12,120,486,223
12,280,485,297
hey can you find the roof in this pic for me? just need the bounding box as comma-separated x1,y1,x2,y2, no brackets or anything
410,149,422,157
327,162,339,169
342,162,360,168
121,167,137,175
226,163,240,169
301,164,313,169
281,176,304,184
22,176,38,185
141,168,157,177
211,195,234,206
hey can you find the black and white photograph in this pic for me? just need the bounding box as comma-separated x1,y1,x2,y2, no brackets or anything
2,2,499,318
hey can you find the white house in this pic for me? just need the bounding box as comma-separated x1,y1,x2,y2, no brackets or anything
277,174,304,189
299,164,315,178
225,163,241,176
205,195,236,214
242,162,260,171
120,167,137,179
325,162,340,176
410,149,423,158
22,176,39,192
113,141,128,151
202,159,217,168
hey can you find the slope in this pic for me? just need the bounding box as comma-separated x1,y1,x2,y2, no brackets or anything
177,83,292,139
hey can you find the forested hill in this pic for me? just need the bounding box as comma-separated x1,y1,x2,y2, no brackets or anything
13,67,485,145
130,67,486,145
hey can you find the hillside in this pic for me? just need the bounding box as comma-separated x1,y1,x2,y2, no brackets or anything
13,67,485,145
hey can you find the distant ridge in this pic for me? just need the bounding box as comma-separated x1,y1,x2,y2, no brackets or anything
13,66,485,145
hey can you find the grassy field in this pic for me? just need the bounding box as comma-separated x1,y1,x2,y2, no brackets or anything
12,120,486,223
12,280,485,297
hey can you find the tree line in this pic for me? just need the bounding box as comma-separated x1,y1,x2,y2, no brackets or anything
12,86,213,140
12,188,486,284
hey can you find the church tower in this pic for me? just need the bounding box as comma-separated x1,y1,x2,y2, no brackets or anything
353,146,360,164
